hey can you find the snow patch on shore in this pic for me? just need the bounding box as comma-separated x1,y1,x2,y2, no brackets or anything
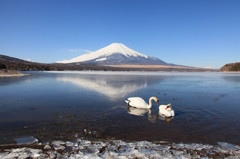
0,139,240,158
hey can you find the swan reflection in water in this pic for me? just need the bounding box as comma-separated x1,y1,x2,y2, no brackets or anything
127,106,149,116
127,107,174,124
158,112,174,125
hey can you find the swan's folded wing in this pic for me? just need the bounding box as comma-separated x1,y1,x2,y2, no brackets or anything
127,97,148,108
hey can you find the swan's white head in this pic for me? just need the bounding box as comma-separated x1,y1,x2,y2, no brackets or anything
164,104,172,111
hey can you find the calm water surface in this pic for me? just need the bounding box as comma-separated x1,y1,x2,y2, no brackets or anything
0,71,240,145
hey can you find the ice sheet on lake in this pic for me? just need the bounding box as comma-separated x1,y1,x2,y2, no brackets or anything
47,70,240,76
15,136,38,145
1,139,240,159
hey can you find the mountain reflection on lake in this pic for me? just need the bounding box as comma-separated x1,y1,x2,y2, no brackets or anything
0,71,240,145
56,74,164,100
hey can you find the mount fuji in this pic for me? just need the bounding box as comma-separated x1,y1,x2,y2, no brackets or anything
57,43,168,65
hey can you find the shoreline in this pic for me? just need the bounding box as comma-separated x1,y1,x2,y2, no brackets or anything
0,138,239,158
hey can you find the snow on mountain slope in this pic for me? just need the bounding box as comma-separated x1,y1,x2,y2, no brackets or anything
57,43,147,63
57,43,167,65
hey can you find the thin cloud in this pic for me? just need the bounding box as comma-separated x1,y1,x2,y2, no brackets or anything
24,59,31,62
84,50,91,53
67,49,92,54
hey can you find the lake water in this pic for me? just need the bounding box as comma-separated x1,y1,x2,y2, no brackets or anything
0,71,240,158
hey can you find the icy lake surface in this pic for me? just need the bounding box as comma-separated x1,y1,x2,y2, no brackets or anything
0,71,240,158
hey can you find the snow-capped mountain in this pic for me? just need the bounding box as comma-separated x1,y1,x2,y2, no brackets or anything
57,43,167,65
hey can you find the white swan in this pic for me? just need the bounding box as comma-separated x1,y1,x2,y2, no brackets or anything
159,104,175,117
125,97,159,109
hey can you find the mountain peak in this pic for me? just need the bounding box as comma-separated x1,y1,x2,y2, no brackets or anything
97,43,148,58
108,43,130,48
110,43,124,45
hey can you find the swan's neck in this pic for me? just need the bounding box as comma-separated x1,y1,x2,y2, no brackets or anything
148,98,153,108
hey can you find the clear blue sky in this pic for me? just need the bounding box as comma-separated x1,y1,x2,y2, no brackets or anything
0,0,239,68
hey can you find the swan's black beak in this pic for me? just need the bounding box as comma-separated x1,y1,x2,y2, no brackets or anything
157,100,159,104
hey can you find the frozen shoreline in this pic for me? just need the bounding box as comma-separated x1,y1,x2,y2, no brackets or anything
0,138,239,158
0,74,27,77
0,71,28,77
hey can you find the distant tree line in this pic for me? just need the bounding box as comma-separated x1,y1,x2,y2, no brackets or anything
0,63,6,69
220,62,240,71
230,63,240,71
